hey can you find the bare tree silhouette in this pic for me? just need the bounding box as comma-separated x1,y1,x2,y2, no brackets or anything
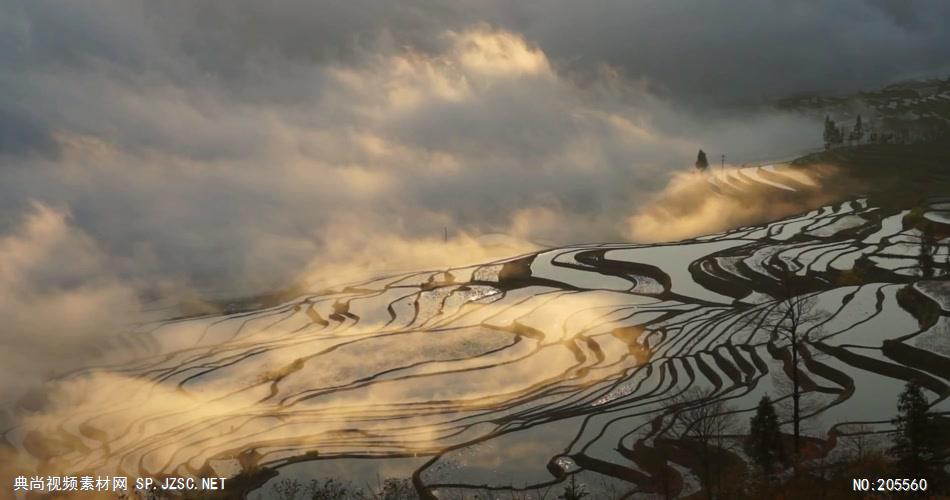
762,262,829,459
664,387,740,499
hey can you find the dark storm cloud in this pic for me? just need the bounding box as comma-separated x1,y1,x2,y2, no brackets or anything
470,0,950,105
21,0,941,106
10,1,948,106
2,1,946,159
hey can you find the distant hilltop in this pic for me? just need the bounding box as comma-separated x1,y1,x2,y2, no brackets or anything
776,76,950,111
777,77,950,146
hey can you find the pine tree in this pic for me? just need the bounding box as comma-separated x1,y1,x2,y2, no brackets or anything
748,395,785,477
890,382,940,479
823,116,838,149
852,114,864,143
833,123,845,146
695,149,709,171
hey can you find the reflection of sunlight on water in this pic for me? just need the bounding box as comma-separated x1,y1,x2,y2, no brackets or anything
605,239,748,303
5,195,949,496
9,287,665,479
426,417,589,488
626,164,841,243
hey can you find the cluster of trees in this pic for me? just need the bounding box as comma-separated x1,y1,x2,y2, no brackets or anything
890,383,945,482
823,112,950,148
741,381,946,499
823,114,865,149
643,382,944,500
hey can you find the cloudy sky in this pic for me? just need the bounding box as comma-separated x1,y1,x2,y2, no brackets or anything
1,1,949,390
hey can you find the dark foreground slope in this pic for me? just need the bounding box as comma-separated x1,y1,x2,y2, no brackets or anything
792,143,950,208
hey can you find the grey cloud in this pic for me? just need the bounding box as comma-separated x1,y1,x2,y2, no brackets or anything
472,0,950,105
0,107,58,158
0,0,944,293
2,0,941,400
0,203,140,402
9,1,949,108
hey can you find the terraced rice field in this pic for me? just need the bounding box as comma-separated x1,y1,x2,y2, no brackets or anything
4,157,949,498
